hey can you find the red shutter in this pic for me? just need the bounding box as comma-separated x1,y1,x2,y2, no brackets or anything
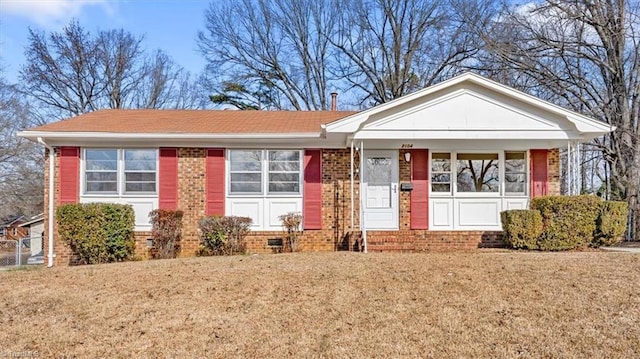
206,148,225,216
159,148,179,210
59,147,79,204
530,149,549,198
303,149,322,230
410,149,429,229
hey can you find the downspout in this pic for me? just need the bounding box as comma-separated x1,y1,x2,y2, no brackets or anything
567,141,572,195
37,137,55,267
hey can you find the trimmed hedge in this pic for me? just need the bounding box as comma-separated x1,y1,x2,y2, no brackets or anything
501,210,543,249
594,201,628,246
149,209,184,259
530,195,601,250
197,216,252,256
56,203,135,264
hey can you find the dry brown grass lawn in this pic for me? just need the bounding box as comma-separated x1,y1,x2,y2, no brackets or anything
1,251,639,358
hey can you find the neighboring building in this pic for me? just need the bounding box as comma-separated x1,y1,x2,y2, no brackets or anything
19,213,45,261
18,73,613,266
0,215,27,241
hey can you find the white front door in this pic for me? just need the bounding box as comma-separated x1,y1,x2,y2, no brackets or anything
363,150,398,229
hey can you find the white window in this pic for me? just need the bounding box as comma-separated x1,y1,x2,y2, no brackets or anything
228,150,302,195
229,150,262,194
431,152,451,193
429,151,527,195
84,149,157,195
85,149,118,193
456,153,499,193
268,150,301,194
505,152,526,194
227,149,303,231
0,228,5,236
124,150,157,193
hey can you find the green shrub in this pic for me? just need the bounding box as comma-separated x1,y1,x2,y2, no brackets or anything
593,201,628,247
56,203,135,264
279,212,302,252
530,195,600,250
149,209,184,259
197,216,252,255
501,210,543,249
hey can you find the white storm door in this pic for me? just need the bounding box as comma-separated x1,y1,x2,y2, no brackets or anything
363,150,398,229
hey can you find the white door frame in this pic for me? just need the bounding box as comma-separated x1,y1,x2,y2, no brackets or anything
362,149,399,230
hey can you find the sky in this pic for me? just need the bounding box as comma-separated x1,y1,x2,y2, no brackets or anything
0,0,210,83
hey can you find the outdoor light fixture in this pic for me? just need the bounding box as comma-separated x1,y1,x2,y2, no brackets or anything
404,151,411,162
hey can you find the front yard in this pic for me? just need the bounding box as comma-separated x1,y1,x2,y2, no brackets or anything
1,251,639,358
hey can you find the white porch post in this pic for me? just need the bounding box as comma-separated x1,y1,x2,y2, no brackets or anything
360,140,367,253
350,140,354,232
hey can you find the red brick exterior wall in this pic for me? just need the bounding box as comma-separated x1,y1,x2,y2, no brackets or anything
548,148,561,195
45,147,560,265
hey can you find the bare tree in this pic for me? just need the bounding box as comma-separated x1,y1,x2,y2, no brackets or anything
479,0,640,240
330,0,477,105
22,22,102,117
0,74,43,218
197,0,336,110
21,20,203,118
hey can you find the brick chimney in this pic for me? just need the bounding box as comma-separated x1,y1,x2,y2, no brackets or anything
330,92,338,111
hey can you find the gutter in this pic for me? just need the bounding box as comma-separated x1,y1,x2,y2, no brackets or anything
19,131,322,140
37,137,55,268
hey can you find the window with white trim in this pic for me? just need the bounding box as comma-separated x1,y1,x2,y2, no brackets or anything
85,149,118,193
268,150,300,194
228,150,302,195
505,151,526,194
84,149,157,195
431,152,451,193
430,151,527,195
456,153,499,193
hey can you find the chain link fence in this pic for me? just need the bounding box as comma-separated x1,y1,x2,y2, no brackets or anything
0,238,32,267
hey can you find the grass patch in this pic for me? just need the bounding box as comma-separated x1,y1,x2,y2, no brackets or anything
1,252,639,358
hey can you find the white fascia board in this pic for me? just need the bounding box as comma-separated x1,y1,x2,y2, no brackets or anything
352,129,582,140
18,131,348,149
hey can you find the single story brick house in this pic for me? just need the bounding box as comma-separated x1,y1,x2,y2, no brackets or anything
19,73,613,266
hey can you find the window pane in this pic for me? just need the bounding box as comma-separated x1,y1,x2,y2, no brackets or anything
86,149,117,171
505,182,525,193
85,149,117,193
230,151,261,171
269,150,299,162
432,153,451,172
231,173,262,182
125,150,156,171
269,182,299,193
124,182,156,192
269,161,300,171
269,173,299,182
432,183,451,192
505,173,526,193
230,182,262,193
431,173,451,183
505,152,526,173
125,172,156,182
86,172,117,181
86,182,117,193
366,157,392,184
456,153,499,192
230,172,262,193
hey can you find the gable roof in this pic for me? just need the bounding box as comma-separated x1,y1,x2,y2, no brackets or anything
1,215,27,227
26,109,357,135
324,72,613,138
